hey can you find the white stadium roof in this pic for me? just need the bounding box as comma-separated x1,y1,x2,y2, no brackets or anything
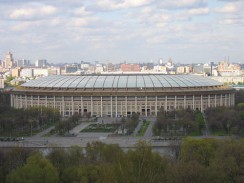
21,74,222,89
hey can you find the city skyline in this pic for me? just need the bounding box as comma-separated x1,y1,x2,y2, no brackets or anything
0,0,243,64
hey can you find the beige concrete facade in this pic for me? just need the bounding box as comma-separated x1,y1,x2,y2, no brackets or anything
11,86,235,117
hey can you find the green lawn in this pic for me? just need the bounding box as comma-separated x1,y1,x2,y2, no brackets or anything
211,130,227,136
137,121,150,136
189,131,202,136
81,123,120,133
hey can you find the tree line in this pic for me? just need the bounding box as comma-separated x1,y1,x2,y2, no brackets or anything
0,105,60,137
1,138,244,183
154,109,204,136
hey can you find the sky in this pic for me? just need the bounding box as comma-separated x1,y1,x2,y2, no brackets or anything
0,0,243,64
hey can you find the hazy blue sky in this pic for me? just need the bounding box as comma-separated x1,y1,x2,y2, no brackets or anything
0,0,243,64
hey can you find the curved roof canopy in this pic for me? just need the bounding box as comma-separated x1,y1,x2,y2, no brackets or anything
21,74,222,89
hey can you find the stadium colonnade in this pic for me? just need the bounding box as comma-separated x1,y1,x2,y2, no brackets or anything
11,74,235,117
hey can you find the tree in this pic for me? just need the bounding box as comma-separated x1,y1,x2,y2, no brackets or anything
210,140,244,183
114,141,168,183
85,141,123,163
166,161,217,183
7,152,59,183
0,148,32,183
180,138,218,167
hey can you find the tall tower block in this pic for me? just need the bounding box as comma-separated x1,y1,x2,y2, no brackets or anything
5,51,13,68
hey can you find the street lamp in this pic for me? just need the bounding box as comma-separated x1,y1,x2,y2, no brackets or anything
29,119,34,137
226,123,230,137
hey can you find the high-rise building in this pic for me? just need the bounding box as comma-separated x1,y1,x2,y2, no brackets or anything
5,51,14,69
35,59,47,67
17,59,30,67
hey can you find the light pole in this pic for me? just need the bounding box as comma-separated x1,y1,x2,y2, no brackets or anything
29,119,33,137
227,123,230,137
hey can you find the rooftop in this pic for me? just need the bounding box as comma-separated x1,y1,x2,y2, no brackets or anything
21,74,223,90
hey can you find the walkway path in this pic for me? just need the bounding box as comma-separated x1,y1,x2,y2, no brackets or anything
133,121,143,136
144,117,157,138
69,122,91,135
202,112,209,136
33,126,55,137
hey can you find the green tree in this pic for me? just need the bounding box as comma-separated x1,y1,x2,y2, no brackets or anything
0,148,32,183
166,161,218,183
7,152,59,183
180,138,218,167
114,141,168,183
210,140,244,183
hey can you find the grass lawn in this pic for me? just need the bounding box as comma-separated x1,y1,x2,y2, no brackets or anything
0,122,56,137
189,131,202,136
81,123,120,133
211,130,227,136
137,121,150,136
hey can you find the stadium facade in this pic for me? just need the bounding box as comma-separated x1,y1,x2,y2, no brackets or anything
11,74,235,117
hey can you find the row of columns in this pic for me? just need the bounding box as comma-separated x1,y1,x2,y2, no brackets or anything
11,93,235,117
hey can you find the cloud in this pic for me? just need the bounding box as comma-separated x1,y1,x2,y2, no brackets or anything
218,0,241,2
215,3,238,13
188,7,209,15
72,6,91,16
219,17,244,25
157,0,207,9
214,1,244,26
6,3,58,20
11,22,32,31
88,0,153,11
0,0,243,63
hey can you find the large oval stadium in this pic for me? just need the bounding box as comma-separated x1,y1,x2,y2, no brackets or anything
11,74,235,117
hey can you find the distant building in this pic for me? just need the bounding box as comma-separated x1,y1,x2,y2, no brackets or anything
11,67,21,77
176,66,190,74
87,66,95,74
5,51,14,69
153,65,167,73
48,67,59,75
217,60,241,76
65,65,78,73
35,59,47,67
20,68,34,77
121,64,140,72
203,63,211,76
0,77,4,88
159,58,163,65
106,63,115,72
176,66,185,74
33,68,48,77
166,58,174,69
210,76,244,85
95,64,104,73
193,64,204,74
80,61,90,70
17,59,30,67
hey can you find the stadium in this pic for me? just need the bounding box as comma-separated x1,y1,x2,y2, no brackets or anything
11,74,235,117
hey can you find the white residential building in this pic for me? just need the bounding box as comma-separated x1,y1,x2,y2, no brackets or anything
153,65,167,73
20,68,34,77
